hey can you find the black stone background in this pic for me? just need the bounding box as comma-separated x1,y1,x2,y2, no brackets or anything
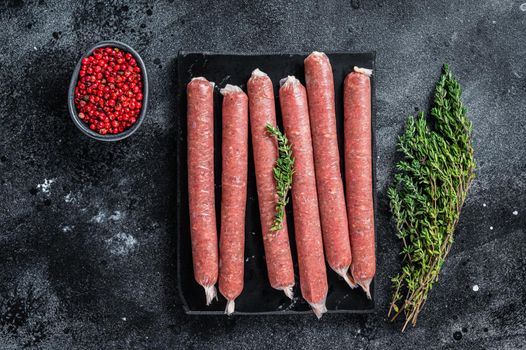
0,0,525,349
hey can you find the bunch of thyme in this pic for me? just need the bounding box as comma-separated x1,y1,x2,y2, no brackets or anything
265,123,295,232
388,65,476,331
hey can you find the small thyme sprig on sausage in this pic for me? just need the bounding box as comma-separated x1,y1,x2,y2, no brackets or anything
387,65,476,331
266,123,295,231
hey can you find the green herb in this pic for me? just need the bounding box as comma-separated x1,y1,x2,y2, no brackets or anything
387,65,476,331
266,123,295,232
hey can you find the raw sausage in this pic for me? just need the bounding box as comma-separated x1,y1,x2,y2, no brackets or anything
187,77,218,305
304,52,354,288
344,67,375,299
247,69,295,299
219,84,248,315
280,76,328,318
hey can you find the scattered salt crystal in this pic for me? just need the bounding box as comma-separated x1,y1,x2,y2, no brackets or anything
482,203,486,207
64,192,75,203
512,210,518,215
109,211,123,221
91,210,123,223
37,178,55,195
122,317,127,321
472,285,479,292
106,233,137,256
490,226,493,230
91,211,106,223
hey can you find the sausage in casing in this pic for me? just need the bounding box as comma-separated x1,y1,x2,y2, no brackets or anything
344,67,376,299
304,52,354,288
247,69,295,299
218,84,248,315
280,75,328,318
187,77,218,305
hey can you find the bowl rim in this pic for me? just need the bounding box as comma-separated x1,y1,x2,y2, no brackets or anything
67,40,149,141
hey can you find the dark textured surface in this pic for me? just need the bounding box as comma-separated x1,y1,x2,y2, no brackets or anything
0,0,525,349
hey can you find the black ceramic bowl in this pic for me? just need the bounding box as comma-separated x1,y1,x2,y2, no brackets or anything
67,40,149,141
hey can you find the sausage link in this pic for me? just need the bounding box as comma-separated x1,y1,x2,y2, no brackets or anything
219,85,248,315
187,77,218,305
304,52,354,288
280,76,328,318
344,67,375,299
247,69,295,298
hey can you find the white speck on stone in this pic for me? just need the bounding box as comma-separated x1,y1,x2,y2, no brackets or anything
490,226,493,230
37,178,55,195
106,232,137,256
473,285,479,292
90,210,123,223
33,46,37,50
520,3,526,11
482,203,486,207
91,211,106,223
64,192,76,203
122,317,127,321
492,20,496,24
512,210,518,215
62,225,74,233
109,211,123,221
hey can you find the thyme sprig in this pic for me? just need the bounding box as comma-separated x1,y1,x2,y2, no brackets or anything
387,65,476,331
265,123,295,232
